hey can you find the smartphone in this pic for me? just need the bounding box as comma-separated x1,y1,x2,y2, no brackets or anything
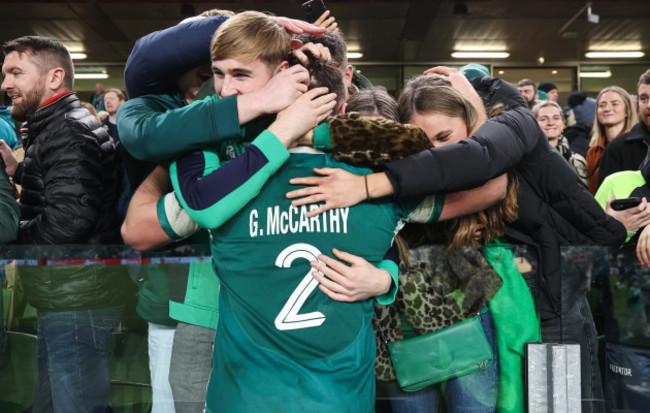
610,197,643,211
302,0,328,23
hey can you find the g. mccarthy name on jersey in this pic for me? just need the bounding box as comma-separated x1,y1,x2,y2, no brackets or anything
249,204,349,238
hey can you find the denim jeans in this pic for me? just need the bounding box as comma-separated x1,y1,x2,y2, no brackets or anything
148,322,176,413
169,322,216,413
541,293,606,413
32,306,122,413
386,311,499,413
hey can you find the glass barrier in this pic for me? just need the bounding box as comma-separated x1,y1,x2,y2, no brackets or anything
0,243,648,412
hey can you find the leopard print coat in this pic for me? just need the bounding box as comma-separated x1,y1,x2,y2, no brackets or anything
328,114,503,381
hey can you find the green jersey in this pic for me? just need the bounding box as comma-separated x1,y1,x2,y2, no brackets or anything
204,148,442,412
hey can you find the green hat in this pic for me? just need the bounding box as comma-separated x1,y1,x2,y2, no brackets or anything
459,63,490,79
537,90,548,100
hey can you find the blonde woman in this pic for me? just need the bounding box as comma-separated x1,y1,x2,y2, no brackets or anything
533,101,588,187
586,86,638,194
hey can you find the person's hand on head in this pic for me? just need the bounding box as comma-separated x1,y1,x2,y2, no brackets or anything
267,86,337,147
0,140,18,177
424,66,487,131
606,195,650,233
309,248,392,302
256,64,310,115
292,42,332,66
276,16,326,36
313,10,339,33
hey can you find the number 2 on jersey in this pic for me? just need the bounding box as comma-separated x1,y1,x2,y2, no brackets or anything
274,243,326,331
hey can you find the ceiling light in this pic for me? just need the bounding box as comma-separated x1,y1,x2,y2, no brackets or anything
498,70,505,75
579,70,611,78
347,52,363,59
552,70,558,75
74,73,109,80
452,52,509,59
585,51,645,58
70,53,87,60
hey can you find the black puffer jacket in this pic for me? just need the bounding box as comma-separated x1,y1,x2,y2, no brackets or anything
13,92,131,311
384,77,626,319
596,121,650,189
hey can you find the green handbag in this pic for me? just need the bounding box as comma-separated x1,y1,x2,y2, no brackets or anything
381,312,494,392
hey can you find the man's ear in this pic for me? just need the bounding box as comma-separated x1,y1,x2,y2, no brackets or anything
344,65,353,87
47,67,66,91
274,61,290,74
338,102,347,115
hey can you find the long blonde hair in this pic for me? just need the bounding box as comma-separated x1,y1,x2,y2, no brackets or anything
589,86,637,147
397,75,518,251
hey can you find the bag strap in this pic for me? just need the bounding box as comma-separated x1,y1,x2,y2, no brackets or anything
374,309,485,347
373,314,389,345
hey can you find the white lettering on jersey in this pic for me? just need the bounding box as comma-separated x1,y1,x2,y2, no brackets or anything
252,205,349,239
274,243,325,330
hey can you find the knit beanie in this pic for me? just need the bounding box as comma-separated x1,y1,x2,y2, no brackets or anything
459,63,490,80
567,92,596,126
538,82,557,93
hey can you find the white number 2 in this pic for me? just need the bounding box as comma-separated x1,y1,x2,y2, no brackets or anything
274,243,326,331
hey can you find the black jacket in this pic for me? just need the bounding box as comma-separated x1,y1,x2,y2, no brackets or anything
384,77,626,319
562,123,591,158
596,121,650,189
14,92,131,311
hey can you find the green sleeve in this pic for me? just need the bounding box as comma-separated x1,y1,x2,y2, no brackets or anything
118,94,244,161
406,193,446,223
375,259,399,305
312,123,332,150
170,130,290,229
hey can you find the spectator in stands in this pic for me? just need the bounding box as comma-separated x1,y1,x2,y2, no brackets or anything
596,70,650,189
517,78,537,109
90,81,105,111
102,88,126,143
538,81,559,102
564,91,596,157
586,86,637,194
533,100,588,187
0,35,131,413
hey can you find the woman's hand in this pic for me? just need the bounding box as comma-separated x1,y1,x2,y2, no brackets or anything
310,248,392,302
606,195,650,233
287,168,367,216
268,87,337,147
313,10,339,32
276,16,326,36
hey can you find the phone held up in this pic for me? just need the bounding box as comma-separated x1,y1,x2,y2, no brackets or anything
302,0,328,23
610,197,643,211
